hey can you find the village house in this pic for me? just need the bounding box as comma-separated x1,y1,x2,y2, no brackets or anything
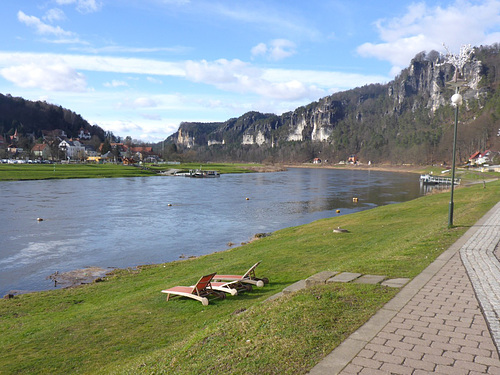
78,128,92,140
59,140,86,160
469,150,496,166
31,143,51,159
348,155,358,164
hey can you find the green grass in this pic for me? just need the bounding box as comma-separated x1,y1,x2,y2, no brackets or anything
0,163,157,180
147,162,262,174
0,163,262,181
0,180,498,374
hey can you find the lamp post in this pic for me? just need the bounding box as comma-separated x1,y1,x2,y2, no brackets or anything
443,44,473,228
449,90,462,228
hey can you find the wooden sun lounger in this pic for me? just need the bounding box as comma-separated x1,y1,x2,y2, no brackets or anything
161,272,224,306
204,280,239,296
213,261,268,287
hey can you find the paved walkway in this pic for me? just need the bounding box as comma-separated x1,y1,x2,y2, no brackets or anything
309,201,500,374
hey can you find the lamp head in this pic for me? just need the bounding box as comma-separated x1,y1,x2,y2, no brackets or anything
451,93,463,106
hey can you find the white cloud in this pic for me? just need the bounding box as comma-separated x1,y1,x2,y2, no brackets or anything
55,0,102,13
211,3,320,41
251,43,268,58
0,62,87,92
133,97,157,108
118,97,158,109
43,8,66,23
146,76,163,84
76,0,102,13
0,52,390,101
73,45,189,54
17,11,73,37
251,39,296,61
104,80,128,87
0,52,186,76
357,0,500,75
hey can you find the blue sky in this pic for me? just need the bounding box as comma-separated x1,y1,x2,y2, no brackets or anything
1,0,499,142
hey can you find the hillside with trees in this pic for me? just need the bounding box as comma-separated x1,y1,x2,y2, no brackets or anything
0,94,108,160
164,44,500,165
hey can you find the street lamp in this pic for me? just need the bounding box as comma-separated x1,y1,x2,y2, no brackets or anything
443,44,473,228
448,90,462,228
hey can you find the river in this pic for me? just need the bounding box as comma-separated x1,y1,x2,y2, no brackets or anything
0,167,423,295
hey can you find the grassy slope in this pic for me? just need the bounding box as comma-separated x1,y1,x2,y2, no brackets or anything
0,180,498,374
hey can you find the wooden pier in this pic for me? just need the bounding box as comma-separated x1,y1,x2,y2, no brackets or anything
419,174,460,185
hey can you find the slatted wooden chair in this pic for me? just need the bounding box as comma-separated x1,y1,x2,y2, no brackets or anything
161,273,224,306
213,261,269,288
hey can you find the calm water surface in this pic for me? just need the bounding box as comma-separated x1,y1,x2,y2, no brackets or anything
0,168,423,295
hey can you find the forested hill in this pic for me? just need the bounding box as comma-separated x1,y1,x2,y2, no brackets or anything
0,94,105,142
165,44,500,165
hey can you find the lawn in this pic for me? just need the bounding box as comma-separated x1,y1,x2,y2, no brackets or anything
0,180,498,374
0,162,265,181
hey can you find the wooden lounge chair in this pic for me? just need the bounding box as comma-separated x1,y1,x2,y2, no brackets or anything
207,280,239,296
213,261,269,287
161,273,224,306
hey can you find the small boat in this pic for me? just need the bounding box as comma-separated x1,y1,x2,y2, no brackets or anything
185,169,220,178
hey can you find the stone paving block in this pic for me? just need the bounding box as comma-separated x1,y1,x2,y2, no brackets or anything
282,279,306,294
381,277,410,288
353,274,387,284
327,272,362,283
305,271,339,287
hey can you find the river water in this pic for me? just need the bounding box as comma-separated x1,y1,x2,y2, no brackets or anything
0,168,423,295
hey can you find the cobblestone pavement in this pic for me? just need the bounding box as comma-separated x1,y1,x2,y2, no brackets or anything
310,202,500,374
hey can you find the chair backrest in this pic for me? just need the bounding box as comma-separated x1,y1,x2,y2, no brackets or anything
242,261,261,278
192,272,216,295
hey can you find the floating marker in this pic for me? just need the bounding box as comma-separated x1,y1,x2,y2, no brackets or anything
336,209,340,213
352,197,358,203
246,197,250,200
168,203,172,206
37,218,43,221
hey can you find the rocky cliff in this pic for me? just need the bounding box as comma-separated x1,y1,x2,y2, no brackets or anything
165,44,500,164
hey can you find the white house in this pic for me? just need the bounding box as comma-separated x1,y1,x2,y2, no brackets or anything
59,140,85,160
79,128,92,140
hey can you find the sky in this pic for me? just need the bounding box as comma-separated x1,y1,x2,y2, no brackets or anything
0,0,499,142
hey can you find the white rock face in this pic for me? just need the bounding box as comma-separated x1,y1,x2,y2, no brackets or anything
242,134,254,145
255,131,266,145
242,131,267,145
208,139,223,146
311,120,332,141
177,129,195,148
287,118,305,141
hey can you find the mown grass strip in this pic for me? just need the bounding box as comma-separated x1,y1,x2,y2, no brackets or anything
0,162,264,181
0,180,498,374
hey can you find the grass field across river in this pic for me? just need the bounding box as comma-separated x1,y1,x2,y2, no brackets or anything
0,162,260,181
0,178,498,374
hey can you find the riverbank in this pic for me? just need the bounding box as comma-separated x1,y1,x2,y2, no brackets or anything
1,179,498,374
285,162,426,174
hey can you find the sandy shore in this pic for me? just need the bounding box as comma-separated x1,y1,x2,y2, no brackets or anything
282,163,425,174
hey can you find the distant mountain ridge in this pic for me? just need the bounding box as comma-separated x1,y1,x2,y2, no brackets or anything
165,44,500,164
